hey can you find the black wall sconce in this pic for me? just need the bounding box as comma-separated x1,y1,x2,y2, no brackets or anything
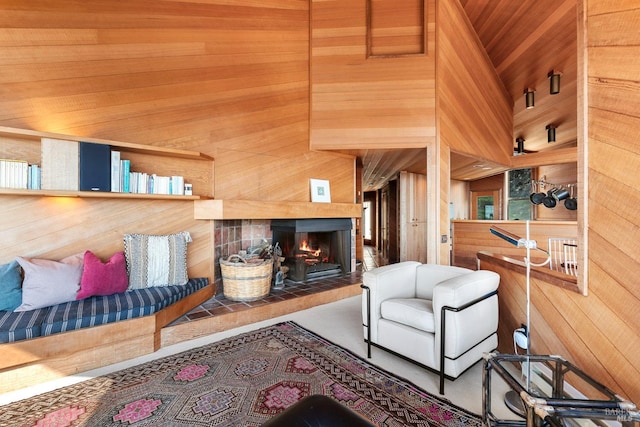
546,124,557,143
548,70,561,95
524,89,535,109
516,137,525,154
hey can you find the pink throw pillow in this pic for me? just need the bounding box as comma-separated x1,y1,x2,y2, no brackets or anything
77,251,129,299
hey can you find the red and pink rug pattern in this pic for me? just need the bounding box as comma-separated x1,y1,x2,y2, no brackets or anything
0,321,482,426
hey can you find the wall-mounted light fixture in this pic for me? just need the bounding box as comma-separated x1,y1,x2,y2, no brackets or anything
516,137,525,154
524,89,535,109
546,124,557,143
542,187,570,208
548,70,561,95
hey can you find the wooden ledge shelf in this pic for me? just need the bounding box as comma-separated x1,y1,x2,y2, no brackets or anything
0,188,210,200
0,126,213,161
194,199,362,220
477,250,579,294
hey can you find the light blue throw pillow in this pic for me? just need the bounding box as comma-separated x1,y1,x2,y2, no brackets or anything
0,260,23,311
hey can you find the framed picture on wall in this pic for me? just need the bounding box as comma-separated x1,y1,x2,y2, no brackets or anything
310,179,331,203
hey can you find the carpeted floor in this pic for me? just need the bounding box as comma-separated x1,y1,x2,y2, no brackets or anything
0,321,483,427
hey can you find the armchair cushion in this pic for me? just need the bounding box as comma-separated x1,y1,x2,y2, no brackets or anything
381,298,435,333
415,264,472,300
433,270,500,360
362,262,500,394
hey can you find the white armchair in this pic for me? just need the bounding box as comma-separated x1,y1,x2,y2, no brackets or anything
361,261,500,394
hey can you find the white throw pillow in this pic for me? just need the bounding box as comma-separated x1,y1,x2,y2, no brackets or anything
14,254,84,311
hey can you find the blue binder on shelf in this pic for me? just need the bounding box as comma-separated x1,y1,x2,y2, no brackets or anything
79,142,111,192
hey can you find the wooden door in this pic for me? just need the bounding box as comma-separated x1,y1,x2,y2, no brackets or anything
400,171,427,263
380,180,399,263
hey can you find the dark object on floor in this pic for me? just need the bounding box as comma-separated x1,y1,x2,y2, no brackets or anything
261,394,375,427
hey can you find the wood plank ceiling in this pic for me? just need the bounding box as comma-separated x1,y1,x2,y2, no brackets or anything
359,0,577,190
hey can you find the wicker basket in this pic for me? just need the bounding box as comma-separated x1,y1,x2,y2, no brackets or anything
220,255,273,301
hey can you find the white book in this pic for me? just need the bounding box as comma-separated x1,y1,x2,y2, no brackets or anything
171,176,184,195
141,173,148,193
111,150,121,192
159,176,170,194
7,161,14,188
0,160,6,188
18,161,28,188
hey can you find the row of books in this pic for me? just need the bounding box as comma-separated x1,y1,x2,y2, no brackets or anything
1,149,187,195
127,172,186,195
0,159,42,190
110,151,186,195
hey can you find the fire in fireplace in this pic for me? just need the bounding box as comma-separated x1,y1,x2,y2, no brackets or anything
271,219,352,282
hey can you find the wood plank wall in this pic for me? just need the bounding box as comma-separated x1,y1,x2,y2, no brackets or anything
436,0,514,263
452,220,577,270
0,1,356,276
581,0,640,403
437,0,513,165
0,196,213,278
0,0,356,204
310,0,437,150
458,0,640,403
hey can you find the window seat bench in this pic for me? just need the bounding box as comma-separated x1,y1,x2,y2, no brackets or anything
0,278,213,394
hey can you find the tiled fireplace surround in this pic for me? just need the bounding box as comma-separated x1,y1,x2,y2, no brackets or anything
213,219,273,294
165,218,361,330
212,219,357,295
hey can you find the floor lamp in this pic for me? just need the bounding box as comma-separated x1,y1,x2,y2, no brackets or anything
489,221,550,416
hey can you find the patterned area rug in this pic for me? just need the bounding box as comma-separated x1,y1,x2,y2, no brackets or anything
0,321,482,427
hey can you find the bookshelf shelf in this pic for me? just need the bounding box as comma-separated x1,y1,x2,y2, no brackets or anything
0,126,213,161
0,126,214,199
0,188,211,200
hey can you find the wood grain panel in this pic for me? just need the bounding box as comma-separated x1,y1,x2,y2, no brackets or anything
466,1,640,404
0,0,354,205
0,196,213,279
367,0,425,57
0,317,157,394
437,0,514,263
451,220,577,271
437,0,513,166
460,0,578,154
310,0,436,151
585,0,640,403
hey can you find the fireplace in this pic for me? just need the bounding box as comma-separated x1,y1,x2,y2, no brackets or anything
271,219,352,282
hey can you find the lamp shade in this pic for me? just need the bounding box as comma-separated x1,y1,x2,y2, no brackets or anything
546,124,556,143
524,89,535,109
548,71,561,94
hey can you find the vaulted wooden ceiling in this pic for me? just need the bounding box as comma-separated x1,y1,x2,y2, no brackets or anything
360,0,577,190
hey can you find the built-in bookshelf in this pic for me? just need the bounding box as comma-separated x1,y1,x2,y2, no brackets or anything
0,126,214,200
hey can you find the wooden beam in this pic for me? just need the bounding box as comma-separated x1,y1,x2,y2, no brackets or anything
194,200,362,220
510,147,577,169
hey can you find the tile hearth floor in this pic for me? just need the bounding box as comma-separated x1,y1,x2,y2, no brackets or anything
169,245,387,327
168,272,363,327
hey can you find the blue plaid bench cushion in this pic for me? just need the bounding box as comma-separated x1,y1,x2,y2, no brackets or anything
0,278,209,343
41,278,209,336
0,309,48,343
